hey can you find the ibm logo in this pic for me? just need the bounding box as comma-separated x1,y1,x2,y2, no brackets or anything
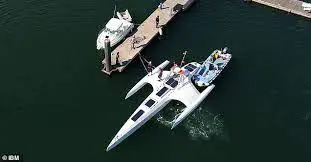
1,155,20,161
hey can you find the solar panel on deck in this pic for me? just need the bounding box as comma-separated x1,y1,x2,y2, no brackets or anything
170,80,178,88
188,64,197,69
131,109,144,121
145,99,156,108
184,65,195,72
166,78,174,85
156,87,168,97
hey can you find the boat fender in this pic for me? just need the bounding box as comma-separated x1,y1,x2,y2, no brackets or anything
158,27,163,36
222,47,228,54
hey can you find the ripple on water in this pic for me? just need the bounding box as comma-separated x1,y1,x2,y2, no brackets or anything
156,104,228,141
303,111,311,121
0,0,100,36
0,2,22,32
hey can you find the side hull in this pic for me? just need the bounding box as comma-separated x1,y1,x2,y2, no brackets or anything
171,84,215,129
125,60,170,99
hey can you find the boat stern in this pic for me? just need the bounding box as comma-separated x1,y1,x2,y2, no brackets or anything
171,84,215,129
97,31,108,50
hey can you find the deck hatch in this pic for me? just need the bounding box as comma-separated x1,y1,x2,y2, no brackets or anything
145,99,156,108
131,109,144,121
156,87,168,97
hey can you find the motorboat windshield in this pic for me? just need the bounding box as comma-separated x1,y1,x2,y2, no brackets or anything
96,10,134,50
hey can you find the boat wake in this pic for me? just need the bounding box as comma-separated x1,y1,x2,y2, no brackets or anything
156,105,228,141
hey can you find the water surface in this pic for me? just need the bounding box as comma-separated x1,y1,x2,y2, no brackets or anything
1,0,311,161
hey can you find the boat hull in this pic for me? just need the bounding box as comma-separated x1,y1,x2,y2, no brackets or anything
193,49,232,87
106,99,171,151
171,84,215,129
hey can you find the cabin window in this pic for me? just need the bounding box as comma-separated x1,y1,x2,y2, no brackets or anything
145,99,156,108
131,110,144,121
156,87,168,97
198,67,205,75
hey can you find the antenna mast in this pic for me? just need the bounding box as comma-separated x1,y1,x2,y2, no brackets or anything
180,51,187,67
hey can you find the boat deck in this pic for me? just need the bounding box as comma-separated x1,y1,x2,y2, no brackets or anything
250,0,311,19
101,0,195,75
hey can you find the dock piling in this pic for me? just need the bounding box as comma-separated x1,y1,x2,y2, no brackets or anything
158,27,163,36
104,36,112,73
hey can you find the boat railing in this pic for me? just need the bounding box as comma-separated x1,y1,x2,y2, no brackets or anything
98,27,120,36
98,27,105,35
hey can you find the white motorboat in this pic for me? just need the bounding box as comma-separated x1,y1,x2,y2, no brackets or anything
302,2,311,12
96,9,134,50
192,47,232,87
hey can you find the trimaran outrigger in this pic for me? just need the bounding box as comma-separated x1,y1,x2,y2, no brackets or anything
107,47,232,151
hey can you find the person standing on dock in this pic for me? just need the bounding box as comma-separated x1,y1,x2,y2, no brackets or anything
170,62,177,71
131,35,136,49
158,68,163,80
156,15,159,28
116,52,120,65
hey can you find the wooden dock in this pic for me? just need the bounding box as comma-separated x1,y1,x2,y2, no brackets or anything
249,0,311,19
102,0,195,75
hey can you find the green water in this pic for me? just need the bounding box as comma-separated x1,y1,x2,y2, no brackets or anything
1,0,311,161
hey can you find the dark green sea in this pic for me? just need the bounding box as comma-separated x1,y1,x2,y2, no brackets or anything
1,0,311,161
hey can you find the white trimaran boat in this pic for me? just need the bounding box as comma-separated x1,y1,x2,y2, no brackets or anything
96,9,134,50
107,48,232,151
